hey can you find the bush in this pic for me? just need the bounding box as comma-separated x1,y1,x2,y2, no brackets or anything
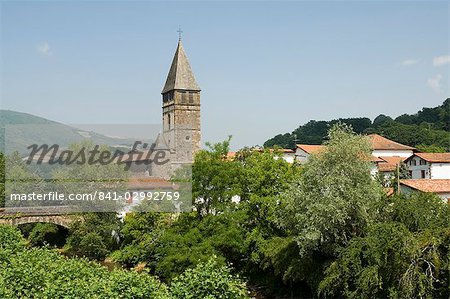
0,225,170,298
28,223,66,247
170,256,250,299
0,224,27,251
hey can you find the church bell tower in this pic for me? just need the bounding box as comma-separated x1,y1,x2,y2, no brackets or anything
161,39,201,164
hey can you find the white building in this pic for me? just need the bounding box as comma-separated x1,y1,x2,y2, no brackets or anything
404,153,450,179
294,144,325,164
277,149,296,164
400,179,450,203
368,134,416,158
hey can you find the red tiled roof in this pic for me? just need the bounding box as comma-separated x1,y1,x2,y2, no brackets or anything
400,179,450,193
296,144,325,154
379,156,408,164
375,156,407,172
378,162,397,172
370,156,386,163
414,153,450,163
368,134,416,151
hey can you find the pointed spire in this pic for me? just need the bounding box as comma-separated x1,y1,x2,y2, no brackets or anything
162,40,201,94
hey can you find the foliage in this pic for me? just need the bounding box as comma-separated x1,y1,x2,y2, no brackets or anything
264,99,450,150
277,123,384,257
28,223,67,247
391,192,450,232
264,118,373,148
65,212,121,260
192,137,242,216
237,148,300,201
318,223,450,299
111,212,166,267
415,144,447,153
0,226,170,299
319,192,450,298
0,224,27,251
170,256,250,299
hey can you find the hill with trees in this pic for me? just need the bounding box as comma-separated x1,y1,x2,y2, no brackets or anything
264,98,450,152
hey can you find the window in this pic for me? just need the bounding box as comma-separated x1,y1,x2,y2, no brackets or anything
421,170,426,178
411,159,417,166
181,91,187,103
189,92,194,103
420,160,426,165
163,92,173,102
168,114,171,129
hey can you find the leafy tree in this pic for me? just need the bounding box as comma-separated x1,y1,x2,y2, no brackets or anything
373,114,393,126
170,256,250,299
319,192,450,298
416,144,447,153
151,211,246,280
319,223,449,299
391,192,450,232
28,223,67,247
263,133,294,148
277,123,384,257
192,137,242,216
65,212,121,260
237,148,300,201
111,212,170,267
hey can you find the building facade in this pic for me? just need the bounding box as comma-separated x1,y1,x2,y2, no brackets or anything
405,153,450,179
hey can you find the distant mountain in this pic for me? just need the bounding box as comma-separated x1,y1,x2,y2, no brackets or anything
0,110,138,154
264,99,450,151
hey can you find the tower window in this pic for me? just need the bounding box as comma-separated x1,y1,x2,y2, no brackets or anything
168,113,171,129
163,92,173,102
181,91,187,103
189,92,194,103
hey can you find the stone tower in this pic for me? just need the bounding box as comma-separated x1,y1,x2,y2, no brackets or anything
161,40,201,165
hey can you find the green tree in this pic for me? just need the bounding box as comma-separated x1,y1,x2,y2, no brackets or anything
28,223,66,247
319,223,450,298
192,137,242,216
277,123,384,257
65,212,120,260
170,256,250,299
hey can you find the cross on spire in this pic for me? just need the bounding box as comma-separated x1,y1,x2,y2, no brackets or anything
177,26,183,41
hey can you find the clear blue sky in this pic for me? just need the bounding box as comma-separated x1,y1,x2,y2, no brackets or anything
1,1,449,150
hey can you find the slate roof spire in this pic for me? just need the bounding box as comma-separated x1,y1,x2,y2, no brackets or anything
161,40,200,94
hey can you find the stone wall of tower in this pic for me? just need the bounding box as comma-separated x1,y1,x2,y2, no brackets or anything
162,90,200,164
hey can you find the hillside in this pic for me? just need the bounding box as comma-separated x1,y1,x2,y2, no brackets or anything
0,110,136,154
264,98,450,151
